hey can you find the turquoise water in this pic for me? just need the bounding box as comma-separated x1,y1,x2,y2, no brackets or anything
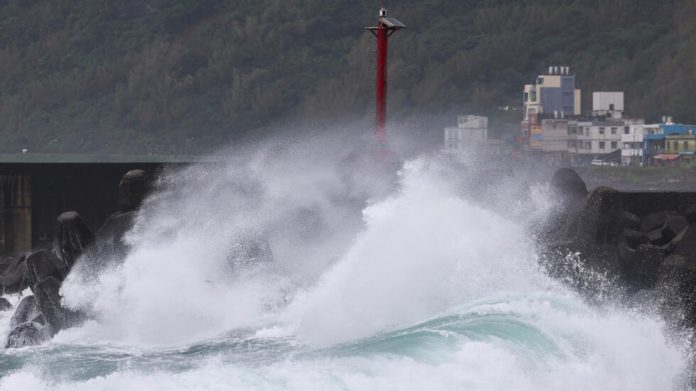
0,293,687,390
0,152,690,390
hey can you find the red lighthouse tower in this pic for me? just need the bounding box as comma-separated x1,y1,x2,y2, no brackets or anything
366,7,406,149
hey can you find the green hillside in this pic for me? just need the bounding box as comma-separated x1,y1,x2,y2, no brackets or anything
1,0,695,154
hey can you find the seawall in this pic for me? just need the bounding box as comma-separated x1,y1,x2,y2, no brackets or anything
0,162,182,258
542,168,696,334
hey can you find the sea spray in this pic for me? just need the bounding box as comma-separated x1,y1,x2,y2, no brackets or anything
59,132,396,345
285,157,547,346
0,133,689,390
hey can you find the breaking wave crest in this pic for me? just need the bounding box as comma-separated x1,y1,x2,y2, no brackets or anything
0,133,689,390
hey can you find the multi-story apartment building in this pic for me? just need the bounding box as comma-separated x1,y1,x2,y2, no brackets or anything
526,90,643,165
443,115,488,152
644,120,696,165
579,120,644,152
521,66,581,148
621,124,659,166
665,133,696,155
517,66,696,167
522,66,581,122
665,133,696,165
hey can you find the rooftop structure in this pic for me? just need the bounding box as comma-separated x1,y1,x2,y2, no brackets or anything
592,92,624,119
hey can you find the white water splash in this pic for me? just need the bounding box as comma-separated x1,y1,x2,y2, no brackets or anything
1,132,688,390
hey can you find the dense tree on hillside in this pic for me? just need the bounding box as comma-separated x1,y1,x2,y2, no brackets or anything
0,0,695,154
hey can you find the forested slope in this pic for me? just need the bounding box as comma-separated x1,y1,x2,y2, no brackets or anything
0,0,695,154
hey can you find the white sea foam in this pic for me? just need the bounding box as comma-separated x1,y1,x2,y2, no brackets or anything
1,131,689,389
284,158,546,346
0,314,685,391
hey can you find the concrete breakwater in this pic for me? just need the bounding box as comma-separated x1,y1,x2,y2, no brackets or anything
0,164,272,348
541,168,696,331
0,168,153,347
0,162,173,258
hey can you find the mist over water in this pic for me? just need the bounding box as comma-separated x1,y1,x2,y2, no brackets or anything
0,128,690,390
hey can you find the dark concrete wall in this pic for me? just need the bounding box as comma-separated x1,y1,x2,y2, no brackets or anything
620,192,696,216
0,175,31,255
0,163,184,255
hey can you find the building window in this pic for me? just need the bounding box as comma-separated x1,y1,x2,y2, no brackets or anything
609,104,615,111
530,91,537,101
584,128,589,136
599,141,606,149
585,141,592,149
673,141,679,151
524,92,529,102
611,141,618,149
599,127,605,135
611,127,617,135
624,126,630,135
624,143,630,149
685,141,689,151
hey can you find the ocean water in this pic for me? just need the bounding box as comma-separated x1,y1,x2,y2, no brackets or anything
0,139,689,390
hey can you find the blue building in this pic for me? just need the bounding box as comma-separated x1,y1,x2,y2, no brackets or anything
643,121,696,165
522,66,581,122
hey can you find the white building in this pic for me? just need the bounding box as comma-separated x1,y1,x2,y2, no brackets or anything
575,121,627,154
444,115,488,152
575,92,643,158
525,90,644,164
621,124,660,166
